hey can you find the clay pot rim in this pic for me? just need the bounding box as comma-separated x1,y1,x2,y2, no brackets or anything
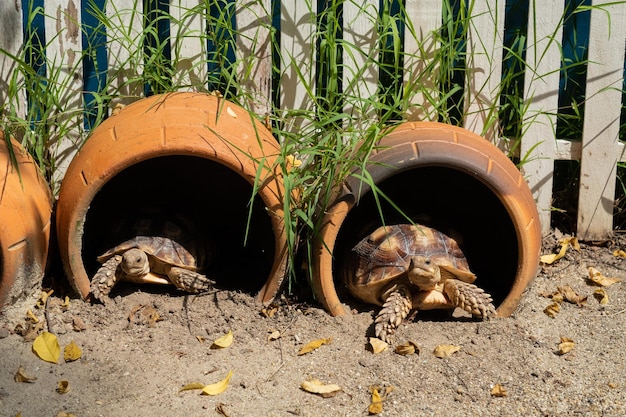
313,121,541,317
56,93,287,303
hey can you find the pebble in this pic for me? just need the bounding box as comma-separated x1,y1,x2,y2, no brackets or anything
0,327,9,338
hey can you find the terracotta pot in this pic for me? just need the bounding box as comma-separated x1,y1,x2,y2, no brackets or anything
56,92,287,303
0,133,53,309
312,121,542,317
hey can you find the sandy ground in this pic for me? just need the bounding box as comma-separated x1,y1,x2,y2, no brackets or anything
1,231,625,417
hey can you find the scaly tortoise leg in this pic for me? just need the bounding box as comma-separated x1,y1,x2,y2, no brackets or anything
167,267,216,293
374,286,412,344
91,255,123,303
443,279,497,318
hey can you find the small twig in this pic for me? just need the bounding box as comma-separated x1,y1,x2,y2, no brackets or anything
44,294,55,335
611,308,626,316
183,294,195,334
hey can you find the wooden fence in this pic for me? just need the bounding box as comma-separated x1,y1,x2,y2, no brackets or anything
1,0,625,240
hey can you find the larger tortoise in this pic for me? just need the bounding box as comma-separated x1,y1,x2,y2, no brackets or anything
346,224,496,343
90,219,215,302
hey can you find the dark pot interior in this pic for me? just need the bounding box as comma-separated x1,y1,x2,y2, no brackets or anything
81,155,275,294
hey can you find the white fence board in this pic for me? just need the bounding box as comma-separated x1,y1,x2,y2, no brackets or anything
577,1,626,240
279,0,316,132
463,0,505,142
171,0,207,92
45,0,83,191
0,1,26,121
343,0,378,121
520,0,564,235
236,0,272,116
106,0,144,107
404,0,442,121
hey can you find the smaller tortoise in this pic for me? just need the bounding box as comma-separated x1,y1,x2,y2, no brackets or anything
346,224,496,343
91,235,215,302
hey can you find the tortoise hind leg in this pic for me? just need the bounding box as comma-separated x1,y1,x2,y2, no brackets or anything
443,279,497,318
168,267,216,293
374,286,412,343
91,255,123,303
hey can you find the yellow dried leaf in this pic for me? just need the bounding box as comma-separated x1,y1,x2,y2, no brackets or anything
490,383,507,397
593,289,609,304
211,330,233,349
368,337,388,354
64,341,82,362
14,365,37,383
32,331,60,364
368,387,383,414
300,378,342,397
56,380,70,394
433,344,461,358
26,309,39,323
54,412,77,417
179,382,206,392
367,385,393,414
540,237,579,264
557,336,575,355
36,289,54,309
544,302,560,318
201,371,233,396
298,337,332,355
260,305,278,318
394,341,420,355
587,267,621,287
60,296,71,311
613,249,626,258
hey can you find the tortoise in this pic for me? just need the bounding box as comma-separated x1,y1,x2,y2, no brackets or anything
346,224,496,343
90,218,215,302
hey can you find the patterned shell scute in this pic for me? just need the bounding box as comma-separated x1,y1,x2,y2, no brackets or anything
97,236,198,270
350,224,469,288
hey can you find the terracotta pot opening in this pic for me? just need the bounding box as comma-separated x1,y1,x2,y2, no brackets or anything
80,155,275,294
333,166,518,310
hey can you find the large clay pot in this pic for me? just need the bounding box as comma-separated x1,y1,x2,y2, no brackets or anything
0,133,53,309
312,121,542,317
56,92,287,303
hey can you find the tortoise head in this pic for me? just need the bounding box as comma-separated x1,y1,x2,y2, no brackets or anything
120,248,150,277
406,255,440,290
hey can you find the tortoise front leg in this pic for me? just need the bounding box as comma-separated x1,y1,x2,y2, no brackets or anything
167,267,216,293
374,286,412,344
443,279,497,318
91,255,123,303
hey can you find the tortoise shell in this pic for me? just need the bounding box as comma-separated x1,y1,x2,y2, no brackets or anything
346,224,471,305
97,235,198,272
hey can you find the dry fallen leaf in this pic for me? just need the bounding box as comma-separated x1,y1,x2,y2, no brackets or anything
22,321,44,342
201,371,233,396
593,288,609,304
557,336,575,355
368,385,393,414
260,305,278,318
56,380,70,394
587,267,621,287
298,337,332,355
26,309,39,323
14,365,37,383
490,383,507,397
557,285,588,306
32,331,60,364
300,378,342,397
540,237,579,264
60,296,71,311
433,344,461,358
72,317,87,332
613,249,626,258
179,382,206,393
368,337,388,354
211,330,234,349
54,412,77,417
267,329,281,341
394,341,420,356
544,302,560,318
64,341,82,362
36,289,54,309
